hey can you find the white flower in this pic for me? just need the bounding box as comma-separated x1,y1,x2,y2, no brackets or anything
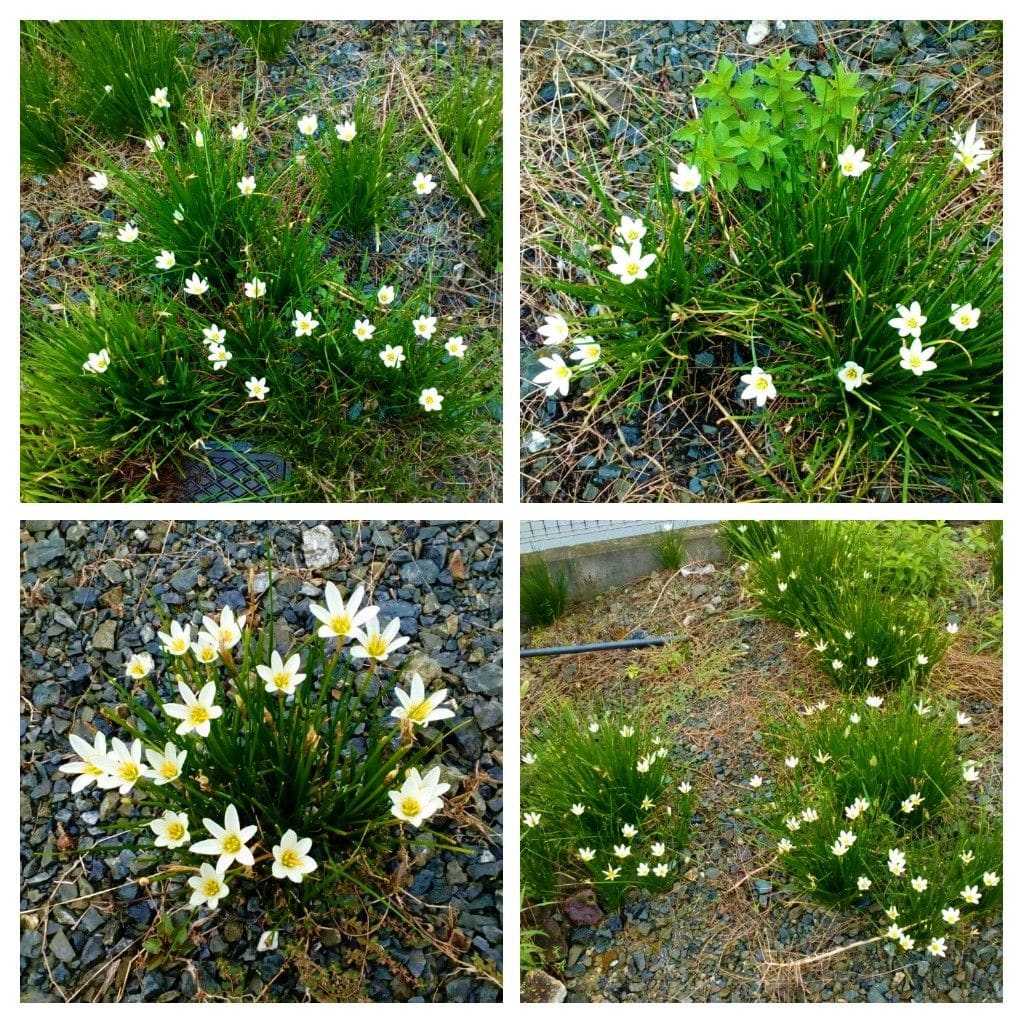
568,338,601,368
901,793,923,814
335,120,356,142
927,937,948,958
888,301,927,339
538,314,570,345
960,850,975,865
636,757,651,773
831,839,850,857
351,615,410,662
570,803,585,815
184,272,209,296
785,756,799,769
578,847,595,862
125,652,153,680
117,222,139,243
309,582,377,640
173,207,184,223
650,842,666,858
670,162,701,192
641,796,654,810
831,659,843,670
97,737,151,794
885,906,900,921
149,86,170,109
351,318,376,342
380,344,405,368
236,175,256,196
677,781,692,795
150,809,190,849
413,315,438,339
621,823,638,839
884,923,905,941
418,388,444,412
942,907,961,925
377,284,395,305
961,885,981,905
533,354,573,397
192,632,219,664
866,656,879,668
145,134,165,153
522,752,536,766
983,871,999,887
444,336,467,359
899,935,915,951
230,123,249,141
602,865,621,881
749,775,763,789
849,712,861,724
162,680,223,738
963,764,980,782
272,829,317,882
777,838,794,854
951,121,993,173
187,863,229,910
87,171,108,191
257,930,279,952
61,732,110,792
914,699,931,715
813,751,830,765
838,830,856,849
866,695,884,708
887,848,906,876
607,241,656,284
413,172,437,195
770,550,781,561
245,376,269,401
244,277,266,299
145,741,186,785
523,812,541,827
202,607,245,650
948,302,981,332
837,360,867,391
190,804,258,873
837,144,870,177
292,310,319,337
911,876,929,893
899,338,937,376
194,129,204,147
857,876,872,892
652,863,669,878
620,726,635,738
613,844,631,859
390,767,450,828
946,621,959,634
957,711,972,726
845,797,869,819
391,672,455,728
739,366,777,407
83,349,110,374
158,621,192,656
207,345,232,370
637,862,651,877
155,249,176,270
616,215,647,244
297,114,318,136
813,640,828,653
257,650,306,697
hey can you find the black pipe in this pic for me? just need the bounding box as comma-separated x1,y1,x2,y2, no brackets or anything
520,637,667,658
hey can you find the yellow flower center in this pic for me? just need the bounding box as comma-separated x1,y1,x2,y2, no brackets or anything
188,705,210,726
401,795,422,818
219,627,234,643
906,317,918,328
367,635,388,658
843,161,853,172
171,638,187,653
280,849,300,869
625,260,640,275
909,354,922,367
406,699,432,724
273,671,291,691
85,761,104,777
222,834,242,854
119,762,139,782
755,378,769,391
203,878,221,897
330,613,351,635
160,761,178,779
167,821,185,841
960,314,971,325
555,366,570,380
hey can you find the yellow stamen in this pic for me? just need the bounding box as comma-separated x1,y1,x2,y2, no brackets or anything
281,849,300,869
401,795,422,818
330,613,351,635
406,699,432,724
189,705,210,726
203,878,221,897
222,834,242,854
273,672,291,691
167,822,185,841
160,761,178,779
367,636,388,658
120,763,139,782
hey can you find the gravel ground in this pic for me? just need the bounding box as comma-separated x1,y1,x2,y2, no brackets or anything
20,519,503,1002
519,19,1001,502
523,557,1002,1002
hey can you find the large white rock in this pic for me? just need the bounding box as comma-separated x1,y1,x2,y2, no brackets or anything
746,20,772,45
302,524,340,570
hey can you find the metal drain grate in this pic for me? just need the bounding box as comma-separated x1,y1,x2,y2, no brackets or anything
183,440,290,502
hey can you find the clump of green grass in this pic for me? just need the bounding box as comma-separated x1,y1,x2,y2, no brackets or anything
20,25,73,173
225,20,300,64
521,557,569,627
653,525,687,571
522,702,696,909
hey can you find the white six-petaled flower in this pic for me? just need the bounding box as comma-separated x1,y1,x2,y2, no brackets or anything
444,336,467,359
145,741,187,785
184,272,210,296
245,376,269,401
158,620,192,656
413,315,438,339
837,144,871,177
236,175,256,196
202,606,245,650
125,652,154,679
155,249,176,270
292,310,319,337
272,830,317,882
151,809,190,849
117,222,139,243
187,862,229,910
244,277,266,299
607,241,656,285
257,650,306,696
899,338,937,376
948,302,981,332
353,318,376,341
837,360,867,391
537,313,570,345
230,122,249,141
190,804,258,874
380,344,405,368
335,120,356,142
569,338,601,367
149,86,170,109
61,732,110,792
377,285,395,305
87,171,108,191
740,366,777,407
162,680,223,737
888,301,927,339
670,162,702,192
533,354,572,397
97,737,151,794
351,615,410,662
83,349,110,374
309,582,377,640
391,672,455,729
617,215,647,244
413,172,437,195
297,114,318,136
418,387,444,412
390,767,450,827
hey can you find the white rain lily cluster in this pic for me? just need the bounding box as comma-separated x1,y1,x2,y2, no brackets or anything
530,313,603,398
59,580,458,916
